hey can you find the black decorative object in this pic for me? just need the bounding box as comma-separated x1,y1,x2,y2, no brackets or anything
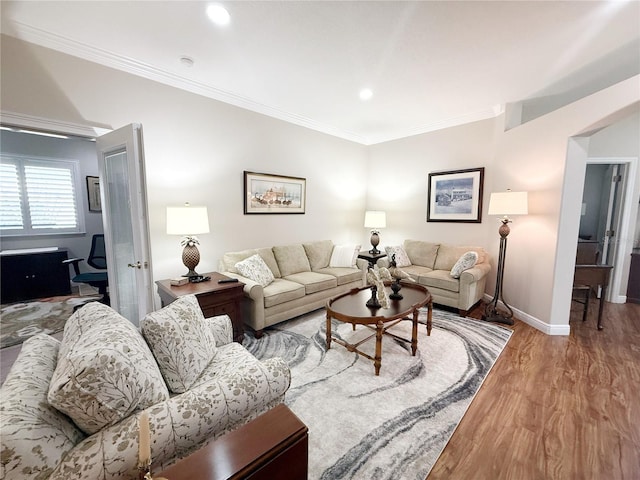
366,285,381,308
390,279,403,300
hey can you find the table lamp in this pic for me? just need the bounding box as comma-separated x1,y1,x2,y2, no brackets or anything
364,211,386,255
483,190,528,325
166,203,210,277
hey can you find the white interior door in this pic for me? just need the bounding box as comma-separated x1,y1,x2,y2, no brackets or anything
96,123,153,324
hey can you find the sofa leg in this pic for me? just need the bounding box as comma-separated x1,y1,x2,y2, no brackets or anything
458,309,468,317
254,329,264,339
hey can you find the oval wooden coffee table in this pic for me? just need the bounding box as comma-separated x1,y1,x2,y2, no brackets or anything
325,282,432,375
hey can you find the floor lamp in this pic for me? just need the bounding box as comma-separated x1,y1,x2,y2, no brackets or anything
483,190,528,325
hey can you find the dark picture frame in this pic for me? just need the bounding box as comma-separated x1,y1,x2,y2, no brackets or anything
86,176,102,212
427,167,484,223
244,171,306,214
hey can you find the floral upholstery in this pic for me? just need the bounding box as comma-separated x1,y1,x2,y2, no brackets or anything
48,302,169,435
141,295,217,393
0,334,86,480
0,297,290,480
235,254,275,287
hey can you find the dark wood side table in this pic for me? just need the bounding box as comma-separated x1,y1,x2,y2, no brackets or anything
156,272,245,342
357,250,387,269
156,404,308,480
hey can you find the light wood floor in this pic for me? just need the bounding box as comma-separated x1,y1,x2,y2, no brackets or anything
428,300,640,480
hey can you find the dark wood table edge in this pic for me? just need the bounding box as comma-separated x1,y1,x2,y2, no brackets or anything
156,403,308,480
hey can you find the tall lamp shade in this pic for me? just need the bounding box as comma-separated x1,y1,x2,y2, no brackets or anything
166,204,210,277
364,211,386,255
483,190,528,325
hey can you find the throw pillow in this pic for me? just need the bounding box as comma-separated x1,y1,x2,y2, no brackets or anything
141,294,217,394
385,246,412,267
48,302,169,435
450,251,479,278
235,254,275,287
329,244,360,267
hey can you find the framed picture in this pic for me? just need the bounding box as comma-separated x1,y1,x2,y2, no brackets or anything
86,176,102,212
427,167,484,223
244,171,306,214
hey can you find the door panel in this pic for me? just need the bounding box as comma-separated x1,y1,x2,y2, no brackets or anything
96,124,153,323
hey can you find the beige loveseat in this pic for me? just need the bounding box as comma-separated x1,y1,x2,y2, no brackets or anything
0,296,290,480
219,240,367,336
378,240,491,316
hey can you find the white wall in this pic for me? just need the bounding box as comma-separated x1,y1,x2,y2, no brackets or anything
2,35,638,334
367,119,497,250
0,35,368,285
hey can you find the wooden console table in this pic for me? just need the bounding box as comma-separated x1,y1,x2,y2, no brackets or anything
157,404,308,480
156,272,245,342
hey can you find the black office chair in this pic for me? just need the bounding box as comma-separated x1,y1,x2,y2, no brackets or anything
64,234,109,305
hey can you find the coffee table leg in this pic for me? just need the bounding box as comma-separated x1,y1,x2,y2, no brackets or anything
374,320,383,376
427,299,433,336
411,309,418,356
326,311,332,349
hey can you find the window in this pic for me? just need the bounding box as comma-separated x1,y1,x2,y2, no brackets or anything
0,155,84,236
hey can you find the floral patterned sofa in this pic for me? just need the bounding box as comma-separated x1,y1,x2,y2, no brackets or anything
0,295,290,480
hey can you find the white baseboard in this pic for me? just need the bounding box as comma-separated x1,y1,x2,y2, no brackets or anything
482,294,570,336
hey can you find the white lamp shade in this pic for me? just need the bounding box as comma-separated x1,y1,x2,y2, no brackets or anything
364,211,386,229
166,206,210,235
488,191,528,216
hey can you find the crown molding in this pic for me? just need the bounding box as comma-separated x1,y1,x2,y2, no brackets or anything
0,111,109,138
5,21,503,146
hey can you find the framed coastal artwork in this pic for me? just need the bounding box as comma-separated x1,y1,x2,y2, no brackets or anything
427,167,484,223
244,171,306,214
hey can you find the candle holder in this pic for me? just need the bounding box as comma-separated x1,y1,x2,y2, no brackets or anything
366,285,381,308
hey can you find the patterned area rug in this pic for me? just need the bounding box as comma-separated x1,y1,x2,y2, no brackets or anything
0,295,101,348
243,307,512,480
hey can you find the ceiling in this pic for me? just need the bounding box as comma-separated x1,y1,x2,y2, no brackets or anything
1,1,639,145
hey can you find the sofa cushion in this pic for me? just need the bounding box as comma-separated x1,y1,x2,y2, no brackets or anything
303,240,334,270
141,294,217,394
235,254,275,287
315,266,363,285
434,244,485,271
273,244,311,276
48,302,169,435
283,271,337,294
329,244,360,267
256,247,282,278
450,251,479,278
263,278,306,308
385,245,412,267
420,270,460,292
221,248,257,273
0,334,86,480
404,240,440,268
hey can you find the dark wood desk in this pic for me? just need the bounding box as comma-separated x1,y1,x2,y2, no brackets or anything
156,404,308,480
156,272,245,342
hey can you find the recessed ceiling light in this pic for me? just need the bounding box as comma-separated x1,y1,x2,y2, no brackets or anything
359,88,373,101
207,4,230,26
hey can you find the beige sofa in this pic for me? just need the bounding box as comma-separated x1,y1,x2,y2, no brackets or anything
378,240,491,316
218,240,366,335
0,296,290,480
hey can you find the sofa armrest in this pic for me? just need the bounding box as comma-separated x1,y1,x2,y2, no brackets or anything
376,258,390,268
220,272,267,332
204,315,234,346
49,357,291,480
459,262,491,284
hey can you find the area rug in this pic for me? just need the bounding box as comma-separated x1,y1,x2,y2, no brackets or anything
243,307,512,480
0,295,101,348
